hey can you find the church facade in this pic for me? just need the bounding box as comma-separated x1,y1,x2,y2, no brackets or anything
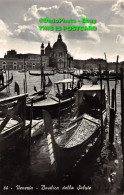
0,33,73,70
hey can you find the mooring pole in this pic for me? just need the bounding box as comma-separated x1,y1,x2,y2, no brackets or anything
104,52,110,105
109,89,115,144
29,99,33,149
99,64,104,145
111,88,115,109
120,68,124,177
115,55,119,114
58,92,61,130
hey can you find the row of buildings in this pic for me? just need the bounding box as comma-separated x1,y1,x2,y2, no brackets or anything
0,33,73,70
0,33,123,71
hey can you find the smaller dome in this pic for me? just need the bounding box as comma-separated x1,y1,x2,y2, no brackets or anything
45,42,52,56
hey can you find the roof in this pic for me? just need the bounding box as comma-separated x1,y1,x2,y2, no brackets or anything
79,84,104,91
54,78,77,84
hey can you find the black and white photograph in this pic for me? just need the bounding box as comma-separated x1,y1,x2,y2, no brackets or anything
0,0,124,194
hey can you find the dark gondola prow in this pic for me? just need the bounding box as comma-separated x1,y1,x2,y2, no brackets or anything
0,73,13,92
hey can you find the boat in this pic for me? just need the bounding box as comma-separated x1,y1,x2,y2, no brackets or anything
57,69,74,74
26,78,78,120
42,84,107,177
18,69,27,73
29,71,54,76
26,76,52,104
0,74,13,92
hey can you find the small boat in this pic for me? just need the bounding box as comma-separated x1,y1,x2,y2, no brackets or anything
26,78,78,119
29,71,54,76
0,74,13,92
42,84,107,177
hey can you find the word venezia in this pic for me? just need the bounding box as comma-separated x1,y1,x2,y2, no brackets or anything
39,18,96,24
38,25,97,31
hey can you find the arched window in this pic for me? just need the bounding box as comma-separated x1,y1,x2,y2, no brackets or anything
13,61,17,69
32,63,36,70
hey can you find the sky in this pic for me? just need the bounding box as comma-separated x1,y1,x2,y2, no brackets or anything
0,0,124,62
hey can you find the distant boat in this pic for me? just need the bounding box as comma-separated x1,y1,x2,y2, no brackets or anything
29,71,54,76
0,74,13,92
18,69,27,73
57,69,74,74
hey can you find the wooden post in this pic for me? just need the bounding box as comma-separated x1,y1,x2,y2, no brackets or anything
104,52,110,105
120,68,124,177
99,64,104,145
24,72,27,93
58,91,61,129
111,88,115,109
115,55,119,114
29,99,33,148
72,75,74,90
109,89,115,143
7,68,10,94
109,108,115,144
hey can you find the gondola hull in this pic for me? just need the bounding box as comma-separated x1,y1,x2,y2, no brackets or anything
29,71,54,76
26,96,75,120
42,108,107,177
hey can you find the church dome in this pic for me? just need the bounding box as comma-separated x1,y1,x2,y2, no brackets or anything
53,33,67,52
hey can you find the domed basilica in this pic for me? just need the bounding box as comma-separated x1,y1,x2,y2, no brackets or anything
41,33,73,69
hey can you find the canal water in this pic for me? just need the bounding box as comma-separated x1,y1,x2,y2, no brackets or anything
0,70,123,194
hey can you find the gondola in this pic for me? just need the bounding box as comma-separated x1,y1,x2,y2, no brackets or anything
26,76,52,104
29,71,54,76
42,84,107,177
26,78,78,120
0,74,13,92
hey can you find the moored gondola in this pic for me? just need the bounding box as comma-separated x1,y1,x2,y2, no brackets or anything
26,78,78,119
26,76,52,104
42,84,108,177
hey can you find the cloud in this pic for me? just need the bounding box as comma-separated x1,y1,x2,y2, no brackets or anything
13,1,101,43
96,22,110,33
0,19,13,46
0,19,13,37
24,2,86,21
116,34,124,43
24,5,39,21
108,24,124,27
112,0,124,17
